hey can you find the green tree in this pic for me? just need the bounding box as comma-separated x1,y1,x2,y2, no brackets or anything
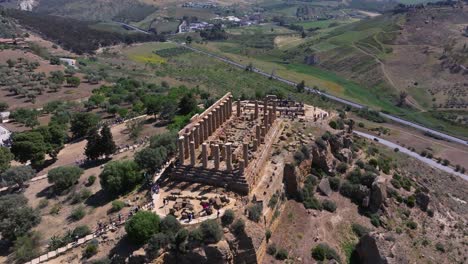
99,160,142,195
1,166,35,188
200,219,223,244
296,80,305,93
144,96,162,116
49,57,60,65
99,124,116,156
10,108,39,128
125,211,160,244
70,112,99,139
160,215,181,235
85,128,102,160
185,36,193,44
0,194,41,241
178,93,197,115
13,231,42,263
47,166,84,192
0,101,9,111
0,146,14,173
36,124,67,159
134,147,167,173
11,131,47,167
66,76,81,87
49,71,65,85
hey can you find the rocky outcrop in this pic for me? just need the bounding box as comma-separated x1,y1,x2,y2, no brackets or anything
283,163,300,198
355,232,409,264
311,146,335,174
158,240,233,264
369,176,387,213
318,178,332,196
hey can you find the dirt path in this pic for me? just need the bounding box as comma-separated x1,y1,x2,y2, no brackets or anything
353,44,424,111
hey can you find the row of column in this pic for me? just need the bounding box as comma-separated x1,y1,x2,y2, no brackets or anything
178,95,233,166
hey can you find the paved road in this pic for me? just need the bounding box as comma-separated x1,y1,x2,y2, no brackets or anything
354,130,467,181
177,43,467,146
113,22,150,35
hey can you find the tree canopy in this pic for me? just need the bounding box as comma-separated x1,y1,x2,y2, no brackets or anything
70,112,99,139
0,146,14,173
0,194,41,242
11,131,47,167
1,166,35,188
47,166,84,192
125,211,160,244
99,160,142,195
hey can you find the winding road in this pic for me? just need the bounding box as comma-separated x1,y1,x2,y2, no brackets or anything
354,130,467,181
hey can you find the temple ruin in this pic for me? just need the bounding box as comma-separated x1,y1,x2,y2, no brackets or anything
171,92,306,195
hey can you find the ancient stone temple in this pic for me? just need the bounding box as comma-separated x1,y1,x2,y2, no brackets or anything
171,92,305,195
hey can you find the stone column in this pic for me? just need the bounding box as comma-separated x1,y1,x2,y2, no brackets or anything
243,142,249,166
193,127,199,148
253,139,258,151
261,126,266,143
199,121,205,142
273,100,277,118
237,99,241,117
189,132,194,147
189,141,196,166
268,109,273,125
178,136,185,164
254,100,259,119
239,159,245,174
220,103,225,124
203,117,209,139
184,134,189,158
225,143,232,171
263,98,268,116
213,108,218,130
208,113,213,135
214,144,220,170
201,143,208,168
263,113,268,128
228,96,233,117
256,125,261,141
220,144,225,161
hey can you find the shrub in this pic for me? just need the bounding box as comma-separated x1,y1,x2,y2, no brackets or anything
390,179,401,189
275,248,288,260
87,175,96,186
247,203,263,222
231,219,245,235
38,199,49,209
111,200,125,212
83,240,98,258
267,244,277,255
329,120,337,129
311,243,340,262
200,219,223,244
221,209,235,226
303,196,322,210
322,200,337,212
355,160,365,169
125,211,161,244
47,166,84,192
315,138,327,149
435,242,445,253
265,230,272,242
13,232,41,263
73,225,91,238
405,195,416,208
160,215,181,234
352,223,370,237
50,204,61,215
268,193,279,209
329,177,340,191
358,122,364,128
370,214,380,227
442,159,450,166
146,233,171,259
336,162,348,173
406,221,418,230
70,206,86,221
